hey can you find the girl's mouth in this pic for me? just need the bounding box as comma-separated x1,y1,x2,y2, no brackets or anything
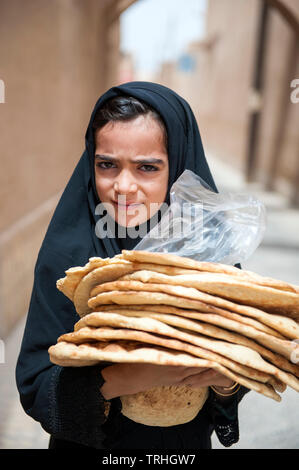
114,202,139,206
112,201,142,209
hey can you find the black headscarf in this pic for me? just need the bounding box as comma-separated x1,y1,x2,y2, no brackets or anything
44,81,217,258
16,81,218,434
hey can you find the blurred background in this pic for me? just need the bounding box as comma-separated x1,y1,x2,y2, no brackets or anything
0,0,298,449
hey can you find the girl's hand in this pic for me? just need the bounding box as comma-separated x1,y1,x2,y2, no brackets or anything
178,368,236,392
100,363,210,400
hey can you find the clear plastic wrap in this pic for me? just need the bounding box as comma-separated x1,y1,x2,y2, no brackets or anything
134,169,266,265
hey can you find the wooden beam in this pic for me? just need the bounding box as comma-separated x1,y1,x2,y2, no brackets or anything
261,0,299,205
291,144,299,207
106,0,137,24
265,34,299,191
245,1,270,182
245,0,299,192
116,0,137,17
264,0,299,35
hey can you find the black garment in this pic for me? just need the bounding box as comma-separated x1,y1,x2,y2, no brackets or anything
15,81,249,449
47,386,249,450
101,386,249,449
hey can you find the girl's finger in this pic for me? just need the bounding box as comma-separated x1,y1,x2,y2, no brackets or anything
182,367,211,377
179,368,216,386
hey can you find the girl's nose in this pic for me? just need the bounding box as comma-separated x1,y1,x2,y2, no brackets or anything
113,173,138,194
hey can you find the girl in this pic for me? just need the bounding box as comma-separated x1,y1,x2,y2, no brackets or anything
16,81,249,449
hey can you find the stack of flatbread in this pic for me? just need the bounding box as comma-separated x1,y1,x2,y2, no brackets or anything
49,250,299,426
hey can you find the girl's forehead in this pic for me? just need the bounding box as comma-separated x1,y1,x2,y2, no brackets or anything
96,114,161,133
95,116,167,152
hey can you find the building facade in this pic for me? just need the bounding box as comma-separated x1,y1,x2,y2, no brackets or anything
0,0,137,338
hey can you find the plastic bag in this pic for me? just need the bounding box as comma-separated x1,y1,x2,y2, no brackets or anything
134,169,266,265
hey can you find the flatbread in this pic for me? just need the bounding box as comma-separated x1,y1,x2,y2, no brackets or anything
98,303,287,340
114,270,299,317
72,312,299,393
48,339,281,401
91,277,299,339
52,251,299,409
72,262,207,317
73,262,135,316
59,324,284,391
97,303,284,339
56,257,111,301
92,306,299,377
119,250,299,293
120,385,209,426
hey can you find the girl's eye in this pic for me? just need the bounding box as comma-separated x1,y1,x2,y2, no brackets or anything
140,165,158,172
96,162,115,169
96,162,158,172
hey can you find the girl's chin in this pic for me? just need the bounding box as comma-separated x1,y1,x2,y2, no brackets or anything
108,204,149,228
114,216,148,228
105,203,163,229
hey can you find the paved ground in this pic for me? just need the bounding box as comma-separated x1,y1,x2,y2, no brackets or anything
0,154,298,449
0,317,49,449
208,155,299,449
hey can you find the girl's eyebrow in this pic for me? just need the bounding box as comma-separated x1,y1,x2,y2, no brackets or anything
95,154,165,165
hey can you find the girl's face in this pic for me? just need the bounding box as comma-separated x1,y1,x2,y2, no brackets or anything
94,115,169,227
